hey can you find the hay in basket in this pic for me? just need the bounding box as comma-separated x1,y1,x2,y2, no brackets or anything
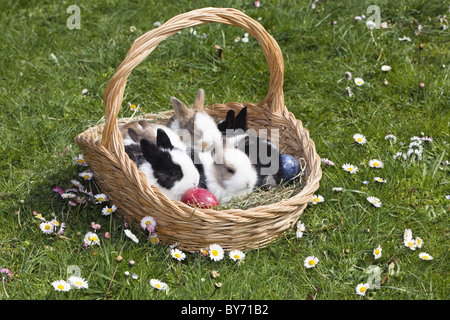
75,7,322,253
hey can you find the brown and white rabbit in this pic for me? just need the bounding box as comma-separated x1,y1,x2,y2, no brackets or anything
166,89,222,152
120,121,199,201
195,138,258,203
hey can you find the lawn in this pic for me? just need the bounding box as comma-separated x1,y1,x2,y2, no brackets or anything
0,0,448,304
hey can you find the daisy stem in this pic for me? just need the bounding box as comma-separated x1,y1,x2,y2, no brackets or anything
2,279,9,298
104,241,126,300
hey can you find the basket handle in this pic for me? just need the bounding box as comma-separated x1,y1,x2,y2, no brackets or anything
101,7,285,152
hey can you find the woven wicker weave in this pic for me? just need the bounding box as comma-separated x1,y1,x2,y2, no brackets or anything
75,7,322,253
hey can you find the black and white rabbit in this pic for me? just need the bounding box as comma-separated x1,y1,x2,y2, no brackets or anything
217,107,248,137
119,121,200,201
217,107,284,189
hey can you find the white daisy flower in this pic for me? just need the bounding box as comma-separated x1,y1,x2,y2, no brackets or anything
419,252,433,261
367,196,381,207
84,231,100,246
129,26,136,32
374,177,387,183
353,133,367,144
171,248,186,261
373,245,382,259
342,163,359,174
332,187,343,192
124,229,139,243
209,244,224,261
94,193,108,204
356,283,370,296
73,154,88,166
61,193,76,199
381,65,392,72
102,204,117,216
304,256,319,268
79,171,94,180
40,221,54,234
384,134,397,142
150,279,168,290
404,238,417,250
354,78,365,86
34,213,46,221
369,159,384,168
311,194,324,204
229,250,246,262
366,20,377,29
68,276,89,289
296,221,305,238
51,280,71,292
394,152,407,160
415,237,423,248
140,216,157,231
403,228,413,241
150,234,160,245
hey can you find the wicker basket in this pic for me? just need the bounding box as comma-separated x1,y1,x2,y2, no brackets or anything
75,7,322,253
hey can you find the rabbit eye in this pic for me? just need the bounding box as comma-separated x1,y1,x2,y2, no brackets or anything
224,165,235,175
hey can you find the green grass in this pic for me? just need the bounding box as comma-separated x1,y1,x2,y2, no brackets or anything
0,0,449,302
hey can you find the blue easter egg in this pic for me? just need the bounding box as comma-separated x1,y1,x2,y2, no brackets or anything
281,154,300,182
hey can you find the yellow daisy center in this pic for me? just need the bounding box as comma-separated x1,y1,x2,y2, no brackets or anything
57,284,65,290
234,255,240,259
357,138,362,142
145,221,151,226
375,249,380,255
423,255,429,260
155,284,161,288
212,250,219,256
77,159,85,164
75,281,82,286
308,260,315,266
130,104,137,110
83,174,90,179
152,238,158,244
45,224,51,230
373,162,379,167
175,253,181,259
92,236,98,242
98,197,104,202
359,286,366,293
348,167,353,171
313,198,319,202
107,208,112,213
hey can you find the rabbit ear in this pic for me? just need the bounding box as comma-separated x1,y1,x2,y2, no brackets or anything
156,128,174,150
127,128,140,143
218,109,236,133
235,107,248,131
141,139,161,164
171,97,191,119
193,89,205,110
